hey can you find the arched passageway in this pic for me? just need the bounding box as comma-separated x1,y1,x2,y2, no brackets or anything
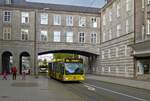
2,51,13,74
38,49,99,74
20,52,30,74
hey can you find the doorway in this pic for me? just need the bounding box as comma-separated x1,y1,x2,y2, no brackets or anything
20,52,30,74
2,51,13,74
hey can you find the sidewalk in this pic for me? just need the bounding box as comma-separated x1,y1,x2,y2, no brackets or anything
86,74,150,90
0,75,83,101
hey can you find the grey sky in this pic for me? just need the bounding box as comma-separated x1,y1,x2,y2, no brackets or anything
26,0,106,8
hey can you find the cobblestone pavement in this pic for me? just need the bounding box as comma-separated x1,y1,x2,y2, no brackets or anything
0,75,84,101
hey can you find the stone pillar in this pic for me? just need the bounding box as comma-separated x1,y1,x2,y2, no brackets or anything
91,55,100,75
33,48,38,75
83,57,89,73
88,56,92,73
13,52,20,74
30,55,34,74
30,52,38,75
95,56,101,74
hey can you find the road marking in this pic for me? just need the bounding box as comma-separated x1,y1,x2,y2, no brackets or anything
84,85,95,91
83,83,147,101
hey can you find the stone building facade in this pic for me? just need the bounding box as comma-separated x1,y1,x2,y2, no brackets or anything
0,0,149,78
0,0,100,74
99,0,135,77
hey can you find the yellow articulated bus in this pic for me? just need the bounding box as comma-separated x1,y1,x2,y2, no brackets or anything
48,58,85,81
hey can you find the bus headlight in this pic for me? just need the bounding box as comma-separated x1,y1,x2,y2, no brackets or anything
80,76,84,80
64,77,68,80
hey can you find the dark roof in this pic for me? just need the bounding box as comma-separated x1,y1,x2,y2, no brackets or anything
0,0,100,14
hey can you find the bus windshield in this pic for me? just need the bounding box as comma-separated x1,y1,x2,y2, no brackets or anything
65,63,84,75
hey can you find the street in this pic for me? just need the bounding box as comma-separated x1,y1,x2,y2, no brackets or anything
64,79,150,101
0,75,150,101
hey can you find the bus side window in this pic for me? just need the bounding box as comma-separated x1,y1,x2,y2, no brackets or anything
56,63,61,73
53,63,56,73
49,63,52,71
56,63,58,72
60,64,64,74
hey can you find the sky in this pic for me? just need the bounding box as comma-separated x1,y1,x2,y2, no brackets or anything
27,0,106,8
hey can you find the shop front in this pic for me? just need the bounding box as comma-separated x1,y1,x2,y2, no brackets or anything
130,40,150,78
136,58,150,75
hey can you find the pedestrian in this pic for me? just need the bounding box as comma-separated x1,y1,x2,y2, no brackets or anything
22,68,26,80
2,71,7,80
28,68,30,75
11,66,17,80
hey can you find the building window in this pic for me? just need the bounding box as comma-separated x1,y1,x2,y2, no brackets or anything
102,51,105,59
54,31,61,42
21,29,29,40
79,32,85,43
116,47,119,57
117,24,121,37
108,67,111,72
21,12,29,24
116,67,119,73
142,0,145,8
103,31,106,42
3,27,11,40
79,17,86,27
91,32,97,44
40,30,48,41
148,0,150,4
3,11,11,22
110,48,116,58
119,45,126,56
103,14,106,26
109,10,112,22
40,13,48,25
124,45,127,56
126,19,129,33
125,65,128,75
66,16,73,26
66,32,73,42
53,15,61,25
126,0,131,11
142,25,145,40
5,0,12,4
109,29,112,40
108,49,111,58
147,19,150,35
91,17,97,28
117,2,120,17
102,67,105,72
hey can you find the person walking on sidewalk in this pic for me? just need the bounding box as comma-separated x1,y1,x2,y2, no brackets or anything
22,68,26,80
11,66,17,80
2,71,7,80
